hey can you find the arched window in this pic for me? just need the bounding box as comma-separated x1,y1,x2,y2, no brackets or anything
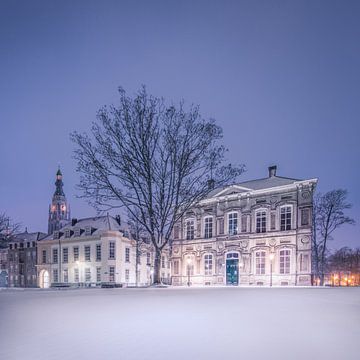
279,249,291,274
185,219,195,240
255,251,266,274
204,254,213,275
256,211,267,233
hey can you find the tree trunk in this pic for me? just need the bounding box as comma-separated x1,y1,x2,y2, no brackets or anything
153,248,162,285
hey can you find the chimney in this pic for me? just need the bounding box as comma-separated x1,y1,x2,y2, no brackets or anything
268,165,277,177
207,179,215,190
115,215,121,226
71,218,78,226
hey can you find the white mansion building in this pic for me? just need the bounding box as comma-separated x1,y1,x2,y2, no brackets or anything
171,166,317,286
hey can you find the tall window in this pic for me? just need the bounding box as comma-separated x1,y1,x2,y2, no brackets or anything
109,266,115,282
42,250,47,264
53,269,58,282
84,246,91,261
204,254,213,276
280,206,292,231
255,251,266,275
85,268,91,282
125,247,130,262
63,269,68,283
96,244,101,261
74,268,79,283
73,246,79,262
301,208,310,226
300,253,309,272
186,219,195,240
146,252,151,265
204,217,213,239
63,248,68,263
96,267,101,282
279,250,291,274
109,242,115,259
228,213,238,235
125,269,130,282
256,211,267,233
52,248,58,264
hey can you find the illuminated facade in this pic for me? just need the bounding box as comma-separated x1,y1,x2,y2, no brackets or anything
171,166,317,286
48,168,70,234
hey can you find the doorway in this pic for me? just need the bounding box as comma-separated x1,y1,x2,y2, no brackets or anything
226,253,239,285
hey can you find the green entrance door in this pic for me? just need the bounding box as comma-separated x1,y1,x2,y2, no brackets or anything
226,258,239,285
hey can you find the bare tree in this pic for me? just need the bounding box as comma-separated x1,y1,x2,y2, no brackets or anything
71,86,244,284
0,212,20,248
312,189,355,285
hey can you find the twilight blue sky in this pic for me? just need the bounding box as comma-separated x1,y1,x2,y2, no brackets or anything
0,0,359,249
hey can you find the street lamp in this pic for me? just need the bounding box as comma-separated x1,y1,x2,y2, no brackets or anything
187,257,192,287
269,253,275,287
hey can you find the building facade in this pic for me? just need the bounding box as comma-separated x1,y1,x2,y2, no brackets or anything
0,248,8,287
37,215,167,287
8,231,46,287
171,166,317,286
48,168,70,234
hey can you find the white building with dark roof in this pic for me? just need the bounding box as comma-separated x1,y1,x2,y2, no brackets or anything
37,215,156,288
171,166,317,286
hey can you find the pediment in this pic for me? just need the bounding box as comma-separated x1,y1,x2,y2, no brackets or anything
214,185,251,198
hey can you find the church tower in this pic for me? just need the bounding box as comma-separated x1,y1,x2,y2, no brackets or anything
48,168,71,234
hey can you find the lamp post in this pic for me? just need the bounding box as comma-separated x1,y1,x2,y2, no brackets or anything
269,253,274,287
187,257,192,287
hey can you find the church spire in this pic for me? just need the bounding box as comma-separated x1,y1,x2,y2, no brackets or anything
48,167,70,234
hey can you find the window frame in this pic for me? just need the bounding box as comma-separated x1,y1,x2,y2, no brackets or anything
228,212,238,235
280,205,292,231
204,216,213,239
255,210,267,233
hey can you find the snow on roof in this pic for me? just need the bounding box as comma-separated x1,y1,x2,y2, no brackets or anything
11,231,47,243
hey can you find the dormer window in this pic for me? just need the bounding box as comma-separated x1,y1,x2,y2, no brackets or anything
54,231,59,240
65,229,71,238
74,228,81,237
85,226,92,236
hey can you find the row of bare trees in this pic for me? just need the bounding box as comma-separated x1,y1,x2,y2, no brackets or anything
312,189,355,285
327,247,360,274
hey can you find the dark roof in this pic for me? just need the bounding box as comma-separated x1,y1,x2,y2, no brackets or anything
207,175,302,198
42,215,128,240
11,231,47,243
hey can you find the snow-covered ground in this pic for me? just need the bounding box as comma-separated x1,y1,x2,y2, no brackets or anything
0,287,359,360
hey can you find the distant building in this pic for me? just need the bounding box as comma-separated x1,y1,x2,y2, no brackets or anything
0,248,8,287
8,230,46,287
48,168,70,234
171,166,317,286
37,215,170,287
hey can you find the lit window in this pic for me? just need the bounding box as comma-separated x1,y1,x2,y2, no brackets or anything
280,206,292,231
228,213,238,235
186,219,195,240
204,254,213,276
256,211,267,233
204,217,213,239
279,250,291,274
255,251,266,275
